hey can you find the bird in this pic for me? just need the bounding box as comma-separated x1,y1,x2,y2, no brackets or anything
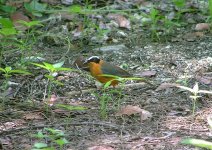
83,56,131,86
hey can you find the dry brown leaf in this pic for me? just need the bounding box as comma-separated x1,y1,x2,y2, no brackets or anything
194,31,204,37
44,94,58,106
116,105,152,121
10,11,30,31
116,105,143,116
183,32,204,41
195,23,210,31
196,75,212,85
140,109,152,121
139,70,157,77
155,83,179,91
107,14,131,29
23,112,43,120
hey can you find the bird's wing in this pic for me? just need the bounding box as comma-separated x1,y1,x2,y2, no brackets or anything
101,62,131,77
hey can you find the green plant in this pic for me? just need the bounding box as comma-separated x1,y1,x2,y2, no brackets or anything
162,16,181,39
0,18,17,36
98,92,112,119
209,0,212,22
15,20,43,64
0,0,16,14
96,74,149,119
24,0,47,17
181,116,212,149
31,61,72,99
172,0,186,21
142,7,161,41
56,104,86,111
177,82,212,115
0,18,18,68
0,66,31,89
32,128,69,150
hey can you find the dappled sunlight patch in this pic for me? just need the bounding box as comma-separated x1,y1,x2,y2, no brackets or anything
0,119,26,131
162,108,212,136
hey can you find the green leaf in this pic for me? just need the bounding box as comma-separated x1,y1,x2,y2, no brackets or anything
181,138,212,149
0,18,13,28
68,5,82,13
44,74,54,80
55,67,72,71
0,67,5,72
54,138,69,146
104,80,112,88
24,0,47,17
44,128,64,136
0,27,17,36
33,142,48,148
10,70,32,75
17,20,43,28
209,0,212,17
43,62,54,70
0,5,16,13
5,66,12,72
53,61,64,68
52,80,64,86
172,0,185,8
31,62,49,70
56,104,87,111
0,0,5,4
33,131,46,139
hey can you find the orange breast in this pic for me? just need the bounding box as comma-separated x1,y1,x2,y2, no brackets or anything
88,61,118,86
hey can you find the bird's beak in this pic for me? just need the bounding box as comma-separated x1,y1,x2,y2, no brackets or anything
83,60,88,65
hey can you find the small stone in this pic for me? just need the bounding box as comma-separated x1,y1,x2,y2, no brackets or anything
93,44,127,52
195,23,210,31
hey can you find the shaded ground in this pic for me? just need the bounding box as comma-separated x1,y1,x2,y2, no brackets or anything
1,0,212,150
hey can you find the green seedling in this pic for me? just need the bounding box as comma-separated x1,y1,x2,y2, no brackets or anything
97,74,150,119
99,92,113,119
14,20,44,66
177,82,212,115
32,128,69,150
142,7,161,41
31,61,72,99
181,116,212,149
162,16,181,39
56,104,87,121
0,66,31,89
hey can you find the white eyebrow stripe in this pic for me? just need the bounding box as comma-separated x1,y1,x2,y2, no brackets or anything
87,56,100,61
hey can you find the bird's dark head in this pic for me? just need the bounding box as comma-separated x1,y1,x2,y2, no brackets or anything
84,56,101,64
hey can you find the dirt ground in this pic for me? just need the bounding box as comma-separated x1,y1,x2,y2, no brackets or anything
1,34,212,149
